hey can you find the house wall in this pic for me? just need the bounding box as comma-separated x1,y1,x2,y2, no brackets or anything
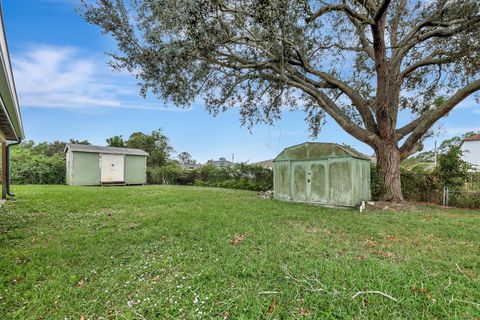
72,152,100,186
461,141,480,169
125,155,147,185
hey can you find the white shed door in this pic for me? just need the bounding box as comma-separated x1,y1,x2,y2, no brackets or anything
100,154,125,182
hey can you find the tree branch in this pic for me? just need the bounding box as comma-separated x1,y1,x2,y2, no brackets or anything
400,79,480,157
400,56,455,78
306,4,372,24
389,0,407,47
344,15,375,60
396,16,480,63
374,0,392,22
285,73,378,145
297,63,377,131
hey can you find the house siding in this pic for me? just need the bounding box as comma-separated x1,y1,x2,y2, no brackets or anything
461,140,480,169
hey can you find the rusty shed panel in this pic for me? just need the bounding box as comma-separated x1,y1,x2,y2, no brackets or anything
273,142,370,207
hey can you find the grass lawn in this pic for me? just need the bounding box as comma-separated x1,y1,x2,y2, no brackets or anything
0,185,479,319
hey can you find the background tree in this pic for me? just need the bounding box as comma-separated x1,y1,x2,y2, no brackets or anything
45,141,68,156
437,146,471,190
177,151,194,165
106,135,126,147
126,129,173,167
69,139,90,145
81,0,480,202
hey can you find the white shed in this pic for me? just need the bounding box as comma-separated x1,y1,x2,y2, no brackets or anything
65,144,148,186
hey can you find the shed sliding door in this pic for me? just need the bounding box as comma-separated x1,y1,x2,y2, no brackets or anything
100,154,125,182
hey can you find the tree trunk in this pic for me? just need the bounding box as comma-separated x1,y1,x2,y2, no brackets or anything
375,142,404,202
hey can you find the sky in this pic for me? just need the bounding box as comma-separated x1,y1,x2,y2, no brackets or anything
3,0,479,163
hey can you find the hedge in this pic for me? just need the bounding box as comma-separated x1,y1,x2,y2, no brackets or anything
147,163,273,192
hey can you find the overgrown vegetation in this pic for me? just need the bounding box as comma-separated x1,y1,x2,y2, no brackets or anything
371,166,441,204
371,132,479,208
147,163,273,191
1,185,479,319
10,147,66,185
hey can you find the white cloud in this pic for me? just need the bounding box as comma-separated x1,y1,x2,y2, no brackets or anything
12,45,187,112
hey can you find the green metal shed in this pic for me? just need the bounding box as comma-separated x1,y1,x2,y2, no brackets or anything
65,144,148,186
273,142,371,207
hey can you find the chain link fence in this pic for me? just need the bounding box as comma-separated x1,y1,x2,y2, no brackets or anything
442,172,480,208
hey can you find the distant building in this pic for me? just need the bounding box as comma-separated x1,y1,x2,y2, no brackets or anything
254,159,273,169
461,134,480,170
206,157,235,168
182,162,201,170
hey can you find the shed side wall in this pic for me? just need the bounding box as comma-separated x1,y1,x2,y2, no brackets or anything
125,155,147,184
72,152,100,186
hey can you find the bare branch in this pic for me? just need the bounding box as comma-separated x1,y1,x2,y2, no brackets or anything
352,290,398,302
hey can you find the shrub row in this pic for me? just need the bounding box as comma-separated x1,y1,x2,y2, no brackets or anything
9,148,66,184
147,163,273,192
371,165,480,209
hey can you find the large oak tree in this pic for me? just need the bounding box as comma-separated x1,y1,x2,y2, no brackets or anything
81,0,480,201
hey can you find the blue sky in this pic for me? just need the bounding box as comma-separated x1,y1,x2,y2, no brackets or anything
3,0,479,163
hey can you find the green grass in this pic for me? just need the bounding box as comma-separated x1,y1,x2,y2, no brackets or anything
0,185,479,319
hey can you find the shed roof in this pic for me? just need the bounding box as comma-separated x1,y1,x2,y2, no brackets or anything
274,142,370,162
65,144,149,156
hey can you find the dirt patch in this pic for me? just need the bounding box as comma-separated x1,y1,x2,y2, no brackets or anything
230,233,247,246
364,237,377,248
